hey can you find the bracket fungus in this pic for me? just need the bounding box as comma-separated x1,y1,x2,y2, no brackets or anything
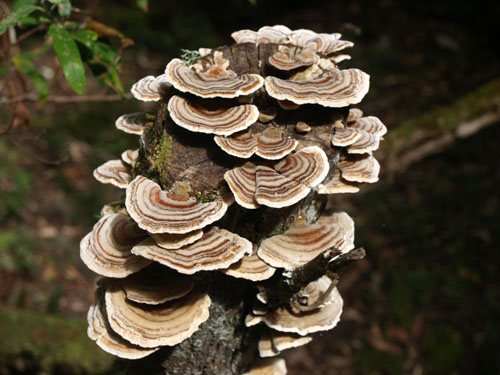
168,95,259,136
115,112,148,135
125,176,229,234
93,160,132,189
82,25,387,373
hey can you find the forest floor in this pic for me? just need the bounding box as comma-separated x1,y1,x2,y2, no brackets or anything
1,0,499,374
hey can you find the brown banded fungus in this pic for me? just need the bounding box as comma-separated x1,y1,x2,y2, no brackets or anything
224,146,329,209
125,176,229,234
243,358,287,375
264,69,370,108
93,159,132,189
105,279,211,348
257,215,350,269
87,288,159,359
258,330,312,358
215,127,298,160
221,246,276,281
79,213,151,278
131,74,171,102
168,95,259,136
115,112,148,135
165,57,264,99
131,227,252,275
121,149,139,166
260,287,343,335
121,266,195,304
82,25,387,372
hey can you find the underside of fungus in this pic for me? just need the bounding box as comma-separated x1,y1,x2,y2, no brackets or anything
82,24,387,373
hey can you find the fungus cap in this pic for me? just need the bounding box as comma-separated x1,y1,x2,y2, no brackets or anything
87,289,159,359
223,162,259,209
258,330,312,358
168,95,259,136
93,160,132,189
262,287,343,335
79,213,151,278
274,146,329,188
215,131,258,158
317,211,355,252
347,130,380,154
131,74,170,102
165,58,264,99
338,154,380,183
272,332,313,352
121,266,195,304
215,128,297,160
125,176,228,234
317,169,360,194
231,29,257,44
255,128,298,160
222,246,276,281
151,229,204,250
268,46,317,71
121,149,139,166
350,116,387,137
332,128,363,147
105,280,211,348
115,112,147,135
254,165,310,208
243,358,287,375
257,218,347,269
132,227,252,275
347,108,363,123
264,69,370,107
256,26,289,44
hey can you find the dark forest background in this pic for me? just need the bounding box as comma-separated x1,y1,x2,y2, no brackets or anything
1,0,499,374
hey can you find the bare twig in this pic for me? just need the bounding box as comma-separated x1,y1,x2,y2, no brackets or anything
16,24,47,44
0,92,131,104
264,247,366,309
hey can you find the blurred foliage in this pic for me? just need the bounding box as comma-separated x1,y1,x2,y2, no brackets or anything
0,307,115,374
0,0,128,98
354,124,500,374
0,139,32,221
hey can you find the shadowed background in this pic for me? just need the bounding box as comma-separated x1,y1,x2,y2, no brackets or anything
0,0,499,374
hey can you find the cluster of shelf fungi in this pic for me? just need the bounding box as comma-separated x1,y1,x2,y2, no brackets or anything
82,25,387,374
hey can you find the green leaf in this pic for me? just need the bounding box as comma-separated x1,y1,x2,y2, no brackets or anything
48,24,85,94
12,0,37,12
13,54,49,100
136,0,148,11
71,29,98,49
57,1,72,19
91,41,117,64
47,0,66,4
108,65,124,94
0,5,38,35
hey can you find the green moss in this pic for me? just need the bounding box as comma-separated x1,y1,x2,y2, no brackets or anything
180,49,202,65
193,190,218,203
0,307,115,374
153,134,173,181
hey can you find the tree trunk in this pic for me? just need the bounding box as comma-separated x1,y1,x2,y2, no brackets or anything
126,43,356,374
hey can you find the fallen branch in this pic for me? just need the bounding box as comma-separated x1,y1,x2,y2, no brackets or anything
381,78,500,176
